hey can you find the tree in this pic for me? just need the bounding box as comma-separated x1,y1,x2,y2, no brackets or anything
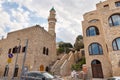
71,57,86,71
57,42,73,54
74,35,84,51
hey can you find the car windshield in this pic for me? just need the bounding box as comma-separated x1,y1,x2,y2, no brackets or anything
27,72,44,78
108,78,116,80
42,72,54,79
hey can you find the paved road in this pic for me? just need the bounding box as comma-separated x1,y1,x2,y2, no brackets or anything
63,76,107,80
0,77,107,80
0,77,19,80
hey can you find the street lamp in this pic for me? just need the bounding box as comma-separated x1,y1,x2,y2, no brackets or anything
11,38,21,79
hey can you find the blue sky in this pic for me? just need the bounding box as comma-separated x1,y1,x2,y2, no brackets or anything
0,0,105,44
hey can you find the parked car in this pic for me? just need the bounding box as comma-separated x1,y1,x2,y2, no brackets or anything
22,71,64,80
107,77,120,80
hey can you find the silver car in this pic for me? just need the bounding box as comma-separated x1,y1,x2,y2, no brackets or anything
107,77,120,80
22,71,63,80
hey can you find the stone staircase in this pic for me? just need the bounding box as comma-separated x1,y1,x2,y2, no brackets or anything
60,51,77,76
51,54,69,75
51,51,80,76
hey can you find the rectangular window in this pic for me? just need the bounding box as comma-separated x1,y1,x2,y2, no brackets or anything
8,48,11,54
46,48,49,55
12,48,15,53
22,46,26,52
13,66,19,77
43,47,46,54
3,65,9,77
12,47,18,53
115,1,120,7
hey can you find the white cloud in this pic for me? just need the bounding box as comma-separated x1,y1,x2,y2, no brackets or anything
0,0,105,44
0,9,11,37
11,8,29,23
0,2,30,38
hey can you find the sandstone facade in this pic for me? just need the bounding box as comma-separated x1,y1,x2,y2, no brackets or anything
82,0,120,78
0,8,57,78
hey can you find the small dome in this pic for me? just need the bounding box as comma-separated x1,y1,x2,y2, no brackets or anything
50,7,56,12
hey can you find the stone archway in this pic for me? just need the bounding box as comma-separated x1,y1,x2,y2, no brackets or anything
40,65,44,71
91,60,103,78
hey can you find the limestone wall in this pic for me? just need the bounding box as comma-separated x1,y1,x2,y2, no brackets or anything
0,25,57,77
82,0,120,78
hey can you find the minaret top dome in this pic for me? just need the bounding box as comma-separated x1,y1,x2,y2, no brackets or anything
50,7,56,12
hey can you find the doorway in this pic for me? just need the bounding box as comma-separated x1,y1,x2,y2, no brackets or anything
91,60,103,78
40,65,44,71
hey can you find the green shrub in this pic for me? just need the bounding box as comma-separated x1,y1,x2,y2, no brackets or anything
71,57,86,71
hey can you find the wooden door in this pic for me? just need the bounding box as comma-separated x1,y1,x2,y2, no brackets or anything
40,65,44,71
91,60,103,78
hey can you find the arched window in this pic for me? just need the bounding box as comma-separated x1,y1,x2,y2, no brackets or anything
40,65,44,71
91,60,101,64
109,14,120,27
88,19,99,23
89,43,103,55
112,37,120,50
115,1,120,7
86,26,99,36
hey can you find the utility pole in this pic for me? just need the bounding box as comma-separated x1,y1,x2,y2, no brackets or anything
20,39,28,80
11,39,21,80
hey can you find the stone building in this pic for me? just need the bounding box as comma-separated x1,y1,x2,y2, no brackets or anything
82,0,120,78
0,7,57,78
